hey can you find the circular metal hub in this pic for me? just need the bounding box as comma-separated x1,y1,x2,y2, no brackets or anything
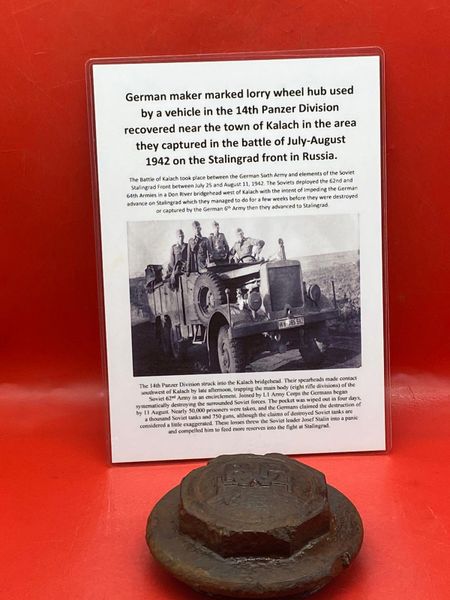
147,454,363,598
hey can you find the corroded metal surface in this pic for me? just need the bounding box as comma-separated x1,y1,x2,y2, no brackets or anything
147,454,363,598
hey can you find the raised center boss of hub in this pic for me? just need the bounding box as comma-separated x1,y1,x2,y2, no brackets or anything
179,454,331,558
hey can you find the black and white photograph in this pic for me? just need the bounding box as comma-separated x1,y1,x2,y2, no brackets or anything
128,214,362,376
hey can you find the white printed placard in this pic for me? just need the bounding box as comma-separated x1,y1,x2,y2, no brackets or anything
88,50,388,462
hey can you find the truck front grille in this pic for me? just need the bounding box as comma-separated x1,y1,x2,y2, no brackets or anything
268,265,303,311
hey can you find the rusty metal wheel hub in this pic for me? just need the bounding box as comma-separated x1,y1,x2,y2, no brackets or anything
147,453,363,598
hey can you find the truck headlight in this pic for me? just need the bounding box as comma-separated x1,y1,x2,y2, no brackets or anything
308,284,321,303
248,290,262,312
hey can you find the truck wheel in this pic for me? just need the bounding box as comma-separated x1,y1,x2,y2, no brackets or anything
217,325,246,373
193,272,227,326
158,317,172,357
298,325,327,368
170,325,188,361
155,318,164,353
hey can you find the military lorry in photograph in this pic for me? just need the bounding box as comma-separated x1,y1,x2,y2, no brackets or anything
145,240,339,373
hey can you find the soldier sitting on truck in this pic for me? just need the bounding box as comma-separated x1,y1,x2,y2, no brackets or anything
230,228,265,263
186,221,210,275
208,220,230,265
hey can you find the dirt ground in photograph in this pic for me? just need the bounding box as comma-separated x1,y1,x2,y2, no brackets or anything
131,321,361,377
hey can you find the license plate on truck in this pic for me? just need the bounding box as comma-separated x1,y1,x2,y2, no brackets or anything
278,316,304,329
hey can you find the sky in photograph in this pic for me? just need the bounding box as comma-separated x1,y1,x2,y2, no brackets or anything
127,213,359,278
